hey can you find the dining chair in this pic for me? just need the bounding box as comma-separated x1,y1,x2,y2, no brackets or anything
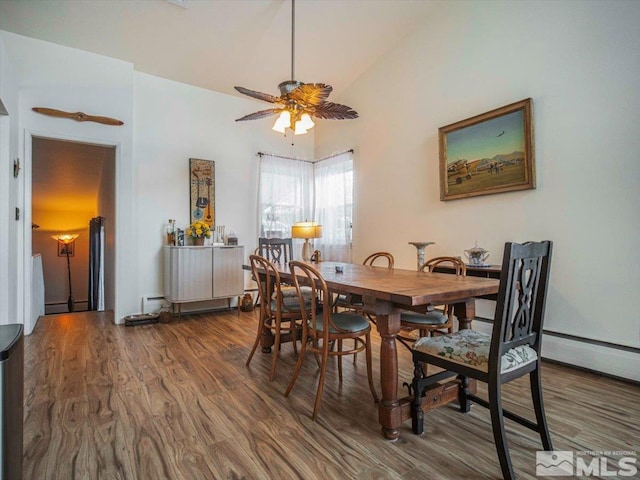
254,237,296,305
258,237,293,263
246,254,307,381
333,251,395,313
398,256,466,348
285,260,379,420
410,241,553,480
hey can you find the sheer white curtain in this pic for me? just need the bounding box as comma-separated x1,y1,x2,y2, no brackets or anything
314,151,353,262
258,154,313,241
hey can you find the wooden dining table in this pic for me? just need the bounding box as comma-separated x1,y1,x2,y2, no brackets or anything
259,260,500,440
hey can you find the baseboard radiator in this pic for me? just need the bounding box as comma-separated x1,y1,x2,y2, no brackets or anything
141,295,235,314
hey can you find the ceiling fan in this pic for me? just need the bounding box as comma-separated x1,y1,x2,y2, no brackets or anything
234,0,358,135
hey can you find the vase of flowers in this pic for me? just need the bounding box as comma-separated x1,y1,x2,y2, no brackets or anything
186,221,212,246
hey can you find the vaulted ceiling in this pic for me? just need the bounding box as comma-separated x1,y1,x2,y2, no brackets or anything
0,0,435,99
3,1,435,221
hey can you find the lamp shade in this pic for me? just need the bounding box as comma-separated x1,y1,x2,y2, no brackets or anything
51,234,79,244
291,222,322,239
272,110,291,133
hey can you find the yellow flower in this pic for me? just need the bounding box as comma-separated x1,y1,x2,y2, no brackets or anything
187,221,212,238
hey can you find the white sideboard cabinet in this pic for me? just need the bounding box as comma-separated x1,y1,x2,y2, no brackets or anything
163,245,244,315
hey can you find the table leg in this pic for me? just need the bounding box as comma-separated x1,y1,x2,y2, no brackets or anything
258,305,274,354
453,298,476,330
255,275,275,353
375,307,402,440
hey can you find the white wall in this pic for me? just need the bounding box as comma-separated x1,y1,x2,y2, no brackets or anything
315,1,640,379
0,35,20,326
0,30,135,332
133,72,313,306
0,31,314,329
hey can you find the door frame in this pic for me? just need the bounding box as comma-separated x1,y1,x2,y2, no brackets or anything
22,130,119,334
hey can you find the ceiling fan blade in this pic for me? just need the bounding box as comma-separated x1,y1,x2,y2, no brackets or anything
234,86,279,104
235,108,283,121
311,102,359,120
287,83,333,106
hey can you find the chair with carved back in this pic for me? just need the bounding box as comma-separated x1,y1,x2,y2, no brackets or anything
251,238,295,306
285,261,379,420
410,241,553,480
246,254,307,381
398,256,466,348
258,237,293,264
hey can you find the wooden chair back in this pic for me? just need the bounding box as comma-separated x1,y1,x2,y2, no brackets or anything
363,252,394,269
288,261,344,341
258,237,293,263
490,241,553,366
421,256,467,275
249,254,282,319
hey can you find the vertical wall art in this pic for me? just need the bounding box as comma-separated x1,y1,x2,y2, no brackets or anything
189,158,215,227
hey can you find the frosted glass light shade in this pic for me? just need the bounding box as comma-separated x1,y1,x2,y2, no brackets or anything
299,113,314,129
294,113,315,135
272,110,291,133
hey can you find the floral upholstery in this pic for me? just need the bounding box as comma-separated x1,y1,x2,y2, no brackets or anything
413,329,538,374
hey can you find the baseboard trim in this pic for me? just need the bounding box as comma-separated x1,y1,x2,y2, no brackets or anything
541,357,640,387
473,317,640,382
541,334,640,382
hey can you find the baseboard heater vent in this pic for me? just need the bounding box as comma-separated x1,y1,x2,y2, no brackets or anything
142,295,168,314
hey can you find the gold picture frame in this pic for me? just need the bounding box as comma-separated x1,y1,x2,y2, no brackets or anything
189,158,215,227
439,98,535,201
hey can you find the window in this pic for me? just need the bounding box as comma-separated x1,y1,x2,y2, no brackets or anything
258,151,353,262
314,151,353,262
258,154,313,239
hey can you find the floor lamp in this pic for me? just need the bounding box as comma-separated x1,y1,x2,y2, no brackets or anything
291,221,322,261
52,234,79,313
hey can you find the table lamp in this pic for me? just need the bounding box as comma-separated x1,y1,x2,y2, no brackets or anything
291,221,322,261
51,233,80,312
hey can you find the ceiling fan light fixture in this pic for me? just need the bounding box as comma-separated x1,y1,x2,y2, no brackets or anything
293,122,308,135
234,0,358,135
299,113,314,129
272,110,291,133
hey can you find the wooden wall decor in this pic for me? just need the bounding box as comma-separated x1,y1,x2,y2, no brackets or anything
32,107,124,126
189,158,215,228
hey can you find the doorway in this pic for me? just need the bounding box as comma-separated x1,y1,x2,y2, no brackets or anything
31,137,115,315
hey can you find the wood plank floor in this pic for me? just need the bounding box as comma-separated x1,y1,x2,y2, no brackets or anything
23,310,640,479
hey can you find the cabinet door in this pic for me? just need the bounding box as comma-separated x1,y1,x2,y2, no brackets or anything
166,247,213,302
213,247,244,298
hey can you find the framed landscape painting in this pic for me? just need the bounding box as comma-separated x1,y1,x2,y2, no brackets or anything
439,98,534,201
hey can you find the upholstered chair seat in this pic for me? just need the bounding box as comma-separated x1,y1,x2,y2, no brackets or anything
413,329,538,374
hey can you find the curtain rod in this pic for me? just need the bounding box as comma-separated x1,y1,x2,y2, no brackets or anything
256,152,314,164
257,148,354,164
315,149,354,162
